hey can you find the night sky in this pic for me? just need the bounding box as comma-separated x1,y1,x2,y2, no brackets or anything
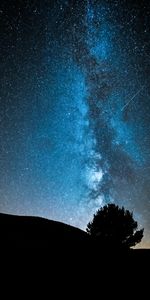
0,0,150,247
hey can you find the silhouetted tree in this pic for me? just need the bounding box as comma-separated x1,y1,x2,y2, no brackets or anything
86,204,144,249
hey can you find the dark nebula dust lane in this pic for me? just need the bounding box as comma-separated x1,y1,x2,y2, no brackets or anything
0,0,150,247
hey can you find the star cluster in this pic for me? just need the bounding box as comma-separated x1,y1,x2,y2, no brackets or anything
0,0,150,247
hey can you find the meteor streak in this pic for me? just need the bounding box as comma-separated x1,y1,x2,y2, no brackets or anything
121,85,145,112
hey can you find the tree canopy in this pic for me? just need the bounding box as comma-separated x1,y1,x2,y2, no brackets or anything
86,204,144,249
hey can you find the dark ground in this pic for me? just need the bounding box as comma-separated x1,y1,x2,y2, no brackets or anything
0,212,149,298
1,212,149,286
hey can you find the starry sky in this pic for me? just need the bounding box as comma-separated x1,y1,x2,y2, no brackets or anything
0,0,150,247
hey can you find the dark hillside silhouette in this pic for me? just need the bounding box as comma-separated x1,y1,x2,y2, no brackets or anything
0,210,150,275
0,213,89,248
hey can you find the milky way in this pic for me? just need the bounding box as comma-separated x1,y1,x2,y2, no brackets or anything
0,0,150,247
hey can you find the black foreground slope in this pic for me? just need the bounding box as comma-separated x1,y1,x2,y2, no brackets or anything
1,213,150,290
0,213,89,248
0,212,150,266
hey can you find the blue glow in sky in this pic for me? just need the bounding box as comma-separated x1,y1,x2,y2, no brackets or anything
0,0,150,247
